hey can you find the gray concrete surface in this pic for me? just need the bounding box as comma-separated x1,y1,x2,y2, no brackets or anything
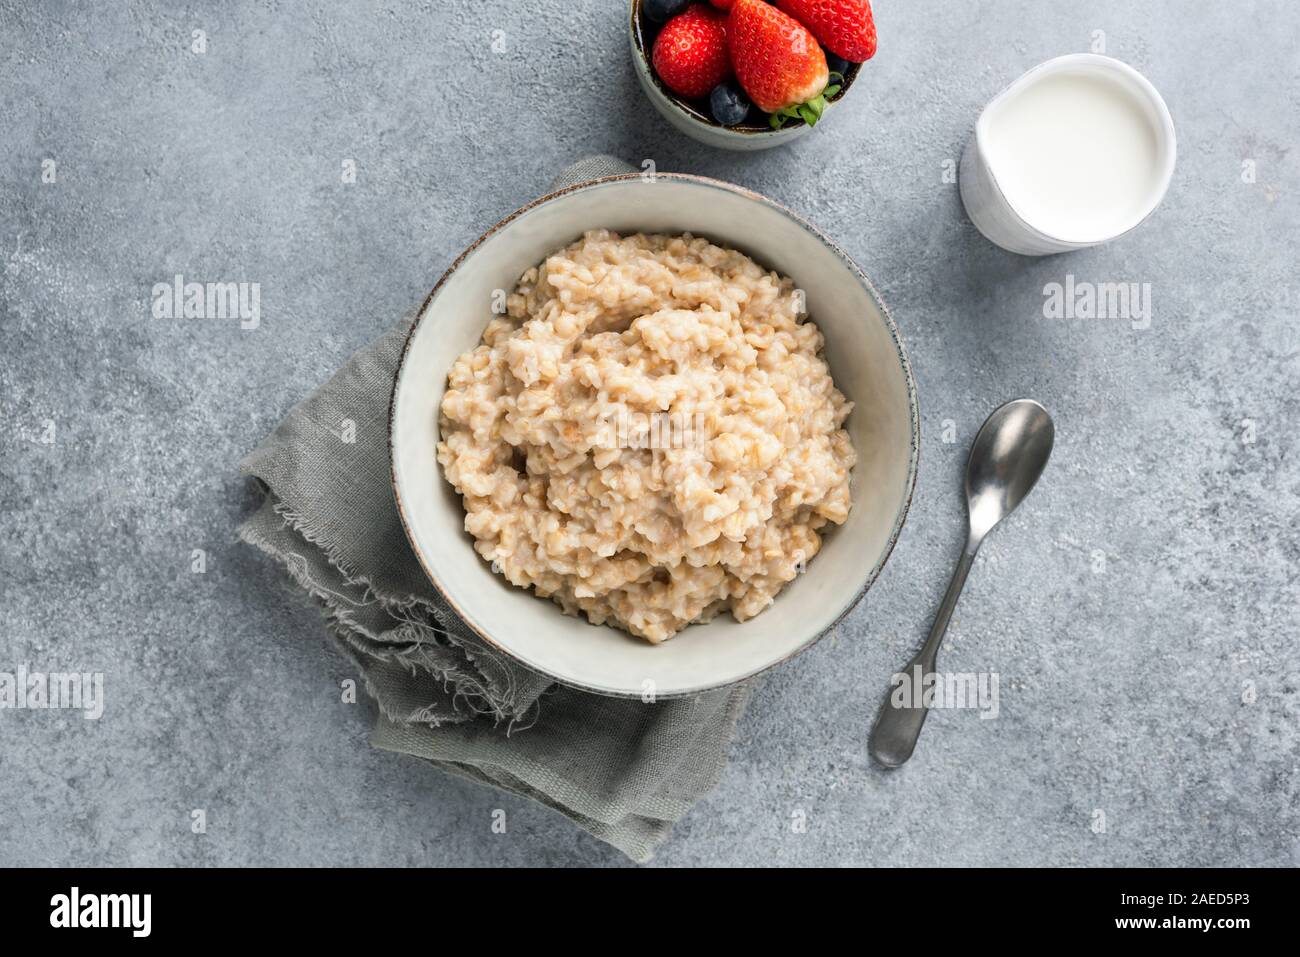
1,0,1297,867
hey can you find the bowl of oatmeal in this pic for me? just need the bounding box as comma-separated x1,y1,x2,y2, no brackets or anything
390,173,917,696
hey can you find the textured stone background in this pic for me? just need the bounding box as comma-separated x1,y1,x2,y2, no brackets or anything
1,0,1297,867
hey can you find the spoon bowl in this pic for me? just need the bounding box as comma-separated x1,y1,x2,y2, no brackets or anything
966,399,1055,541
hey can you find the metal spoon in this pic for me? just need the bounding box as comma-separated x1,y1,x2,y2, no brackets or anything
869,398,1055,768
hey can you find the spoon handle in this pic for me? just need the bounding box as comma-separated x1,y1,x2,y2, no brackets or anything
869,542,978,768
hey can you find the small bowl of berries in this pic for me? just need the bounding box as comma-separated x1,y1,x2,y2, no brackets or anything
630,0,877,150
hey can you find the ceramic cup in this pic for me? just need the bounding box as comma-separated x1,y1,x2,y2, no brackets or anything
960,54,1177,256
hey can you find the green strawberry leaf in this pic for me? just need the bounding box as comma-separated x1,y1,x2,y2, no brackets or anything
805,95,829,125
770,105,800,128
770,92,833,130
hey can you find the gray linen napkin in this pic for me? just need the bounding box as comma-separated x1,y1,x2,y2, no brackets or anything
239,156,754,863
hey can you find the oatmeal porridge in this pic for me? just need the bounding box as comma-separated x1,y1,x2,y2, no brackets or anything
437,230,856,643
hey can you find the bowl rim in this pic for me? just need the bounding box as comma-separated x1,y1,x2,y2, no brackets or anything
388,171,921,698
628,0,862,138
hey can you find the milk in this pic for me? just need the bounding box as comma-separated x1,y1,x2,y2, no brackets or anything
960,55,1176,255
983,71,1161,243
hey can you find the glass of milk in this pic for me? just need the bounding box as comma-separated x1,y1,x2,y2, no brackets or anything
960,54,1176,256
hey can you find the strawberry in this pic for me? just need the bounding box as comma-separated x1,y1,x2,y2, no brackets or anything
776,0,877,63
652,4,732,100
728,0,831,127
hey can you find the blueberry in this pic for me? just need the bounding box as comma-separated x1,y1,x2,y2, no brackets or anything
643,0,691,23
710,81,752,127
825,52,851,80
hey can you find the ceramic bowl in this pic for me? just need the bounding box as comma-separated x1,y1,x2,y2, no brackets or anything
629,0,862,151
390,173,918,697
